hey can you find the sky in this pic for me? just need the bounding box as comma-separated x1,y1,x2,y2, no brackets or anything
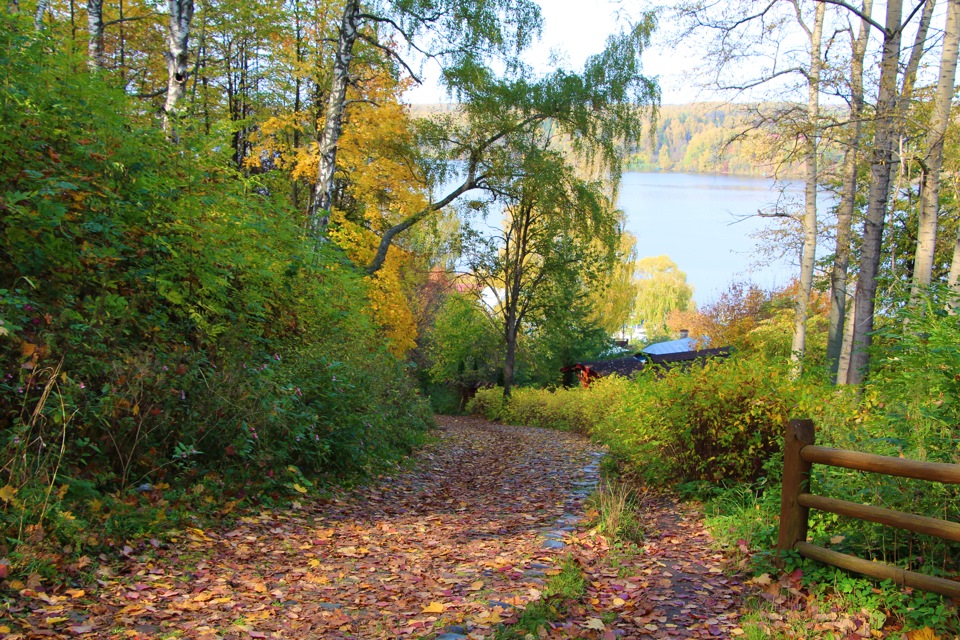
404,0,701,104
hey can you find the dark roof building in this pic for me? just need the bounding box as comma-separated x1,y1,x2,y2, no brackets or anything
564,334,732,387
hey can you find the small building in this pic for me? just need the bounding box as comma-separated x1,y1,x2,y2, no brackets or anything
564,331,731,387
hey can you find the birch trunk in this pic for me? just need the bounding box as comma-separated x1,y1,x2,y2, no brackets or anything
308,0,361,238
163,0,195,138
790,2,825,376
87,0,105,69
911,0,960,297
828,0,872,381
847,0,904,385
34,0,47,29
836,283,857,384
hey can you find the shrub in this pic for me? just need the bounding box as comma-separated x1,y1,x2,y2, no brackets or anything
466,387,504,420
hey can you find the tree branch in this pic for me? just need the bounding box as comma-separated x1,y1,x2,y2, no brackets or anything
815,0,886,34
102,13,156,28
357,33,422,83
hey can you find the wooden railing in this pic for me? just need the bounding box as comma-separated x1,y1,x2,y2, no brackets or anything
777,418,960,599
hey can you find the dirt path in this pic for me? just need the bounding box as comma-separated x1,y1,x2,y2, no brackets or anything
4,417,749,639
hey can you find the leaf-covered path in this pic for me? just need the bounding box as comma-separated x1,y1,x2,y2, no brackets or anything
5,417,750,639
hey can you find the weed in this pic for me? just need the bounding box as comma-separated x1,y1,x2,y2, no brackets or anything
590,480,644,545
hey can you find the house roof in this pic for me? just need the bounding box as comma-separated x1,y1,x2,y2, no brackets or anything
639,337,699,355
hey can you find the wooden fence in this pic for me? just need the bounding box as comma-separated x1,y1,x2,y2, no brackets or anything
777,418,960,599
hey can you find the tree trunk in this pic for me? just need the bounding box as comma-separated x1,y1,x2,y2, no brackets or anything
163,0,196,138
837,279,857,383
847,0,904,385
308,0,361,237
502,312,517,399
790,2,825,376
34,0,47,29
87,0,105,69
911,0,960,298
827,0,872,382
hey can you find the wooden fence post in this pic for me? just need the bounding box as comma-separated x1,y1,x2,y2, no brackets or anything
778,418,816,556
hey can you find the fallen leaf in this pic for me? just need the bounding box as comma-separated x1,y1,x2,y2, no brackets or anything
467,581,484,591
421,602,445,613
583,618,606,631
0,485,16,503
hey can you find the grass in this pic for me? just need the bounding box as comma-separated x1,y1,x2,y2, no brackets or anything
492,556,586,639
589,479,645,545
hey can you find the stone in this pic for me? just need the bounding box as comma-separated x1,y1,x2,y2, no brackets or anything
542,539,564,550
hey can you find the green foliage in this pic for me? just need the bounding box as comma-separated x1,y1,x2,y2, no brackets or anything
593,356,798,483
465,387,505,421
0,20,431,577
424,293,500,389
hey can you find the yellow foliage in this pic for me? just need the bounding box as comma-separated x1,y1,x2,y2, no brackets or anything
248,62,427,357
329,211,417,356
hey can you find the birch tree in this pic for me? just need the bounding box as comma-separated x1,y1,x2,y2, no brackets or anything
911,0,960,297
306,0,543,238
840,0,905,384
88,0,105,68
826,0,872,380
463,140,621,398
789,0,825,374
364,20,658,274
674,0,831,374
163,0,195,137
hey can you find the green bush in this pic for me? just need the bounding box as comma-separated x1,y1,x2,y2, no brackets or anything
591,356,803,483
466,386,504,420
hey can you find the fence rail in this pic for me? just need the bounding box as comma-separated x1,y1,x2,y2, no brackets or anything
777,418,960,599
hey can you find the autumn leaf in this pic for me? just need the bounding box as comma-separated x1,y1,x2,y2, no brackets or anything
907,628,941,640
0,485,17,503
421,602,445,613
583,617,606,630
467,580,483,591
748,573,771,585
292,483,308,494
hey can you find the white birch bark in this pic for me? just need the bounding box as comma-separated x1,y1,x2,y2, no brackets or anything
308,0,361,238
911,0,960,297
88,0,105,69
34,0,47,29
163,0,195,138
790,1,825,376
837,282,856,383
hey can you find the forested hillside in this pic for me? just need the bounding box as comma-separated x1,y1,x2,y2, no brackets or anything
627,104,802,176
